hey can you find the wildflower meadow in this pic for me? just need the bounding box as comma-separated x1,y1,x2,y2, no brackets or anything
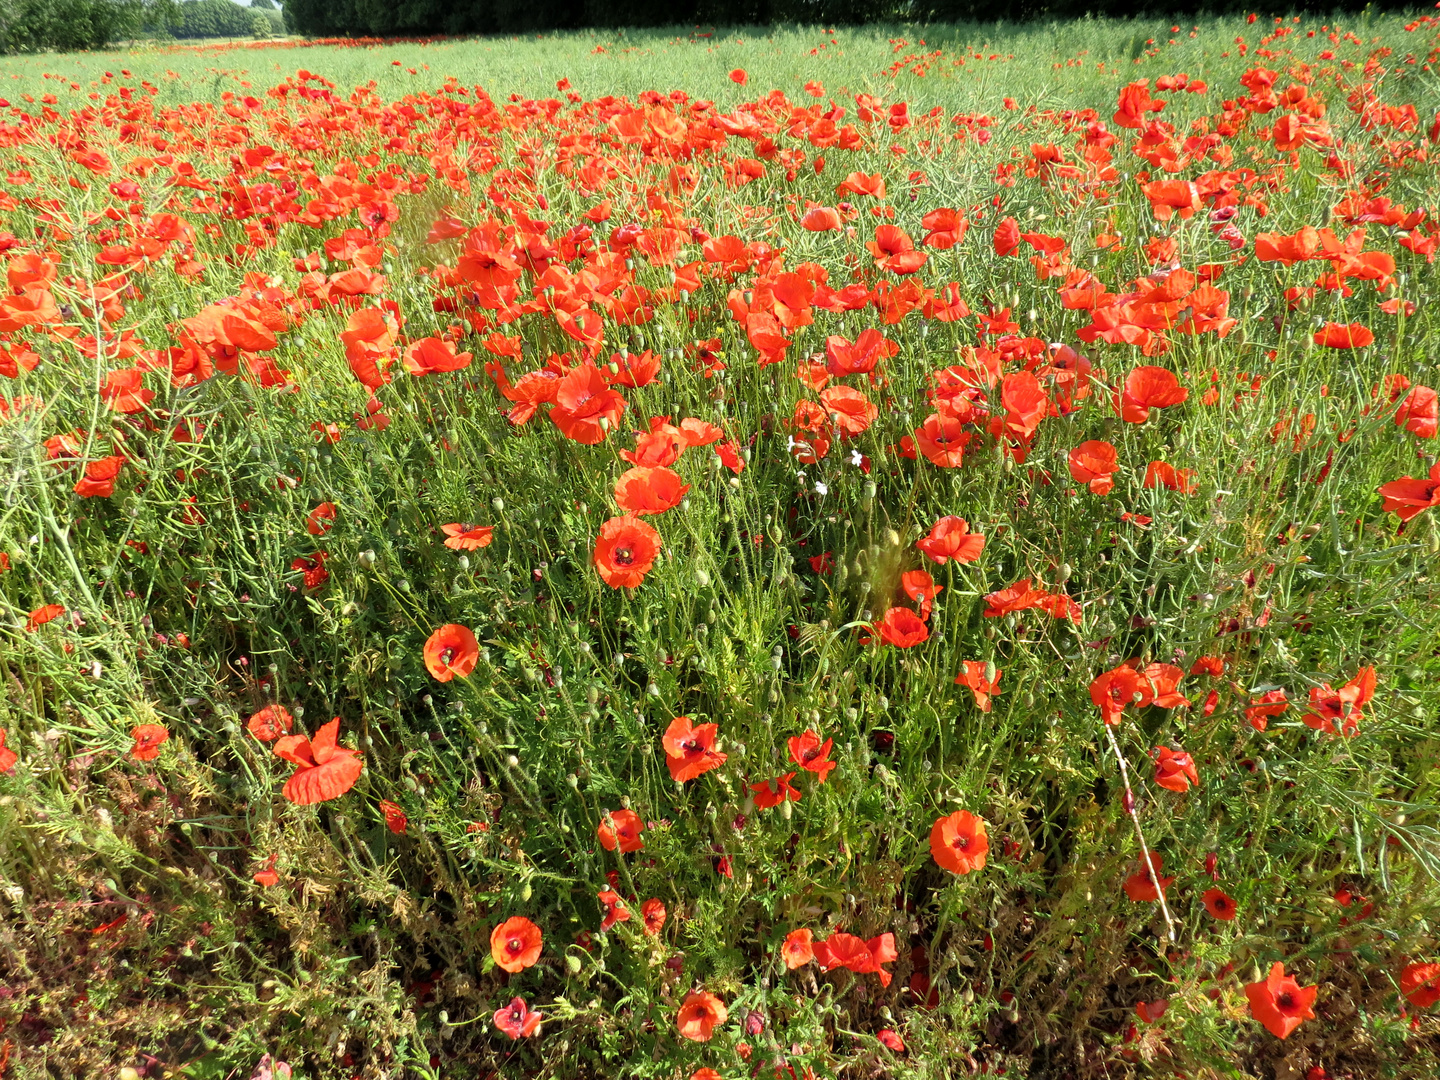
2,13,1440,1080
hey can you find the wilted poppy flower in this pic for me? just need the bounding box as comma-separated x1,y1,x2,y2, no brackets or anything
379,799,407,834
424,623,479,682
1245,962,1317,1039
614,466,690,516
491,916,543,973
875,606,929,648
494,996,542,1039
1313,321,1373,349
662,716,727,782
597,808,645,853
1134,999,1168,1023
1245,689,1288,731
641,898,667,934
441,523,494,550
915,516,985,564
1378,462,1440,521
955,661,1002,712
677,990,727,1042
305,502,336,536
598,889,630,930
1302,667,1376,736
1152,746,1198,792
783,928,815,969
130,723,169,761
1203,887,1237,920
247,705,294,741
273,718,363,805
930,810,988,874
787,730,836,783
1068,440,1119,494
593,514,661,589
1123,852,1175,902
1400,962,1440,1009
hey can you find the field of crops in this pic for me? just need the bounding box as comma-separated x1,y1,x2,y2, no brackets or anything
3,13,1440,1080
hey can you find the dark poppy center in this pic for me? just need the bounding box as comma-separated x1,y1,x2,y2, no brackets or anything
954,835,970,850
1277,992,1295,1010
508,937,524,955
614,546,634,566
802,747,822,763
440,647,454,665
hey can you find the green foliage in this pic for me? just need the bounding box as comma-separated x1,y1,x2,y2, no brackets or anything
169,0,274,39
0,0,159,52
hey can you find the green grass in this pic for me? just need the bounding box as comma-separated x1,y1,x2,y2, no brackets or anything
2,12,1440,1080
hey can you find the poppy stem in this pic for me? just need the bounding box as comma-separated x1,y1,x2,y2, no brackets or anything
1102,723,1176,943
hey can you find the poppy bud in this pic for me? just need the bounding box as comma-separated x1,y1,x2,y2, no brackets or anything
566,953,582,974
521,880,532,901
492,497,504,512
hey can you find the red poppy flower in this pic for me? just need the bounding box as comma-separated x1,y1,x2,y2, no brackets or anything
955,661,1002,712
305,502,336,536
787,730,836,783
677,990,727,1042
593,514,661,589
1090,663,1142,726
1400,962,1440,1009
641,898,667,934
814,931,872,973
0,728,16,774
729,68,748,85
494,996,543,1039
1123,853,1175,902
550,362,626,444
1394,384,1438,439
491,916,543,973
1118,366,1188,423
597,807,645,853
930,810,988,874
915,516,985,564
273,718,363,805
801,206,842,232
1202,887,1237,920
662,716,727,782
441,523,494,550
402,336,472,375
423,623,479,682
1152,746,1199,792
614,466,690,516
26,603,65,631
877,1029,906,1052
379,799,407,834
782,928,814,969
1244,962,1317,1039
1302,667,1376,736
900,569,941,619
74,456,125,498
1067,440,1119,494
751,772,801,808
1245,689,1289,731
598,888,630,931
1378,462,1440,521
913,412,972,467
819,385,879,436
131,723,169,761
1313,321,1373,349
247,705,294,741
876,606,929,648
1143,460,1198,494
